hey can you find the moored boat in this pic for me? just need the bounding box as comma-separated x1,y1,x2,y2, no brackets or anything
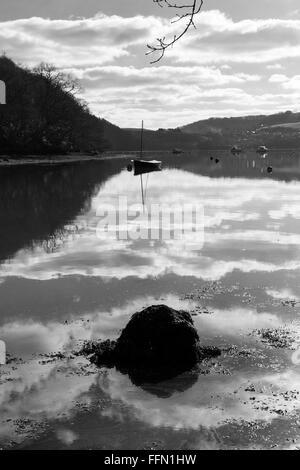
257,145,269,154
231,145,242,154
127,121,162,176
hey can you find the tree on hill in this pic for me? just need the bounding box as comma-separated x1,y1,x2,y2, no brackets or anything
0,56,108,155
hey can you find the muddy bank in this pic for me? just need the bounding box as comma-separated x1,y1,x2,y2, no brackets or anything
0,152,135,167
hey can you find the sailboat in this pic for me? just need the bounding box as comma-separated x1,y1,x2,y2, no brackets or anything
127,121,162,207
128,121,162,176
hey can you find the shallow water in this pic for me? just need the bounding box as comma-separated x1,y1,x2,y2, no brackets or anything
0,150,300,450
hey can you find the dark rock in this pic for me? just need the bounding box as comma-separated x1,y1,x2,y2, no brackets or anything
115,305,202,368
81,305,221,384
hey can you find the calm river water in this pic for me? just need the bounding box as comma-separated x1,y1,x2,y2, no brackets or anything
0,150,299,449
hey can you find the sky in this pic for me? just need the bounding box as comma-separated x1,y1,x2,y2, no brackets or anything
1,0,300,128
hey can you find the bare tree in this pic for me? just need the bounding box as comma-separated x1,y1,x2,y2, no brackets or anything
33,63,81,95
147,0,204,63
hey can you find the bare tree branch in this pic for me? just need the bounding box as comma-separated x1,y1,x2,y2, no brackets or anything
33,63,82,95
147,0,204,63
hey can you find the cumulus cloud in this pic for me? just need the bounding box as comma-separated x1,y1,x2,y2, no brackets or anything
266,63,284,70
269,74,288,83
282,75,300,90
1,9,300,127
267,73,300,93
74,65,260,90
3,10,300,67
0,14,162,67
170,10,300,65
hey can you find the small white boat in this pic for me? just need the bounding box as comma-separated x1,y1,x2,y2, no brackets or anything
257,145,269,154
231,146,242,154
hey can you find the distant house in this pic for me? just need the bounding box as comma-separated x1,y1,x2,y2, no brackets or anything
0,80,6,104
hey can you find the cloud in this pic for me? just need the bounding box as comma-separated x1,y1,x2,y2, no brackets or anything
170,10,300,65
0,14,162,67
71,64,261,125
269,74,288,83
3,10,299,68
268,73,300,92
1,9,300,127
75,65,260,90
282,75,300,90
266,63,284,70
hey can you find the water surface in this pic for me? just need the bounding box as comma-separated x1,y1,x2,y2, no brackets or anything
0,151,300,450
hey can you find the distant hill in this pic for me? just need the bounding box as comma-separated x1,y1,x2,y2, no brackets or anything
122,110,300,150
169,110,300,149
100,119,138,150
180,111,300,135
261,121,300,130
118,127,212,151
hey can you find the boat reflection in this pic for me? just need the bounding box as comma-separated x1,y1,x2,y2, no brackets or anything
127,159,162,176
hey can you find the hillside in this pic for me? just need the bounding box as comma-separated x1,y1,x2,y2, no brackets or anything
125,111,300,150
0,56,110,155
173,111,300,149
180,111,300,135
101,119,138,151
261,121,300,130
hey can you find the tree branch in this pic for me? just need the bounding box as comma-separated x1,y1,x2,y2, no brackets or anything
147,0,204,63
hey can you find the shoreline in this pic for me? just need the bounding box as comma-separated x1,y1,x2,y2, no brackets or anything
0,152,136,167
0,147,299,168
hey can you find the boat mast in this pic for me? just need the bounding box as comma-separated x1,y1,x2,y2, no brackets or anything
140,172,145,207
140,120,144,159
140,120,145,208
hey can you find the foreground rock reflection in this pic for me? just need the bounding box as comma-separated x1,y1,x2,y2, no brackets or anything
80,305,221,389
